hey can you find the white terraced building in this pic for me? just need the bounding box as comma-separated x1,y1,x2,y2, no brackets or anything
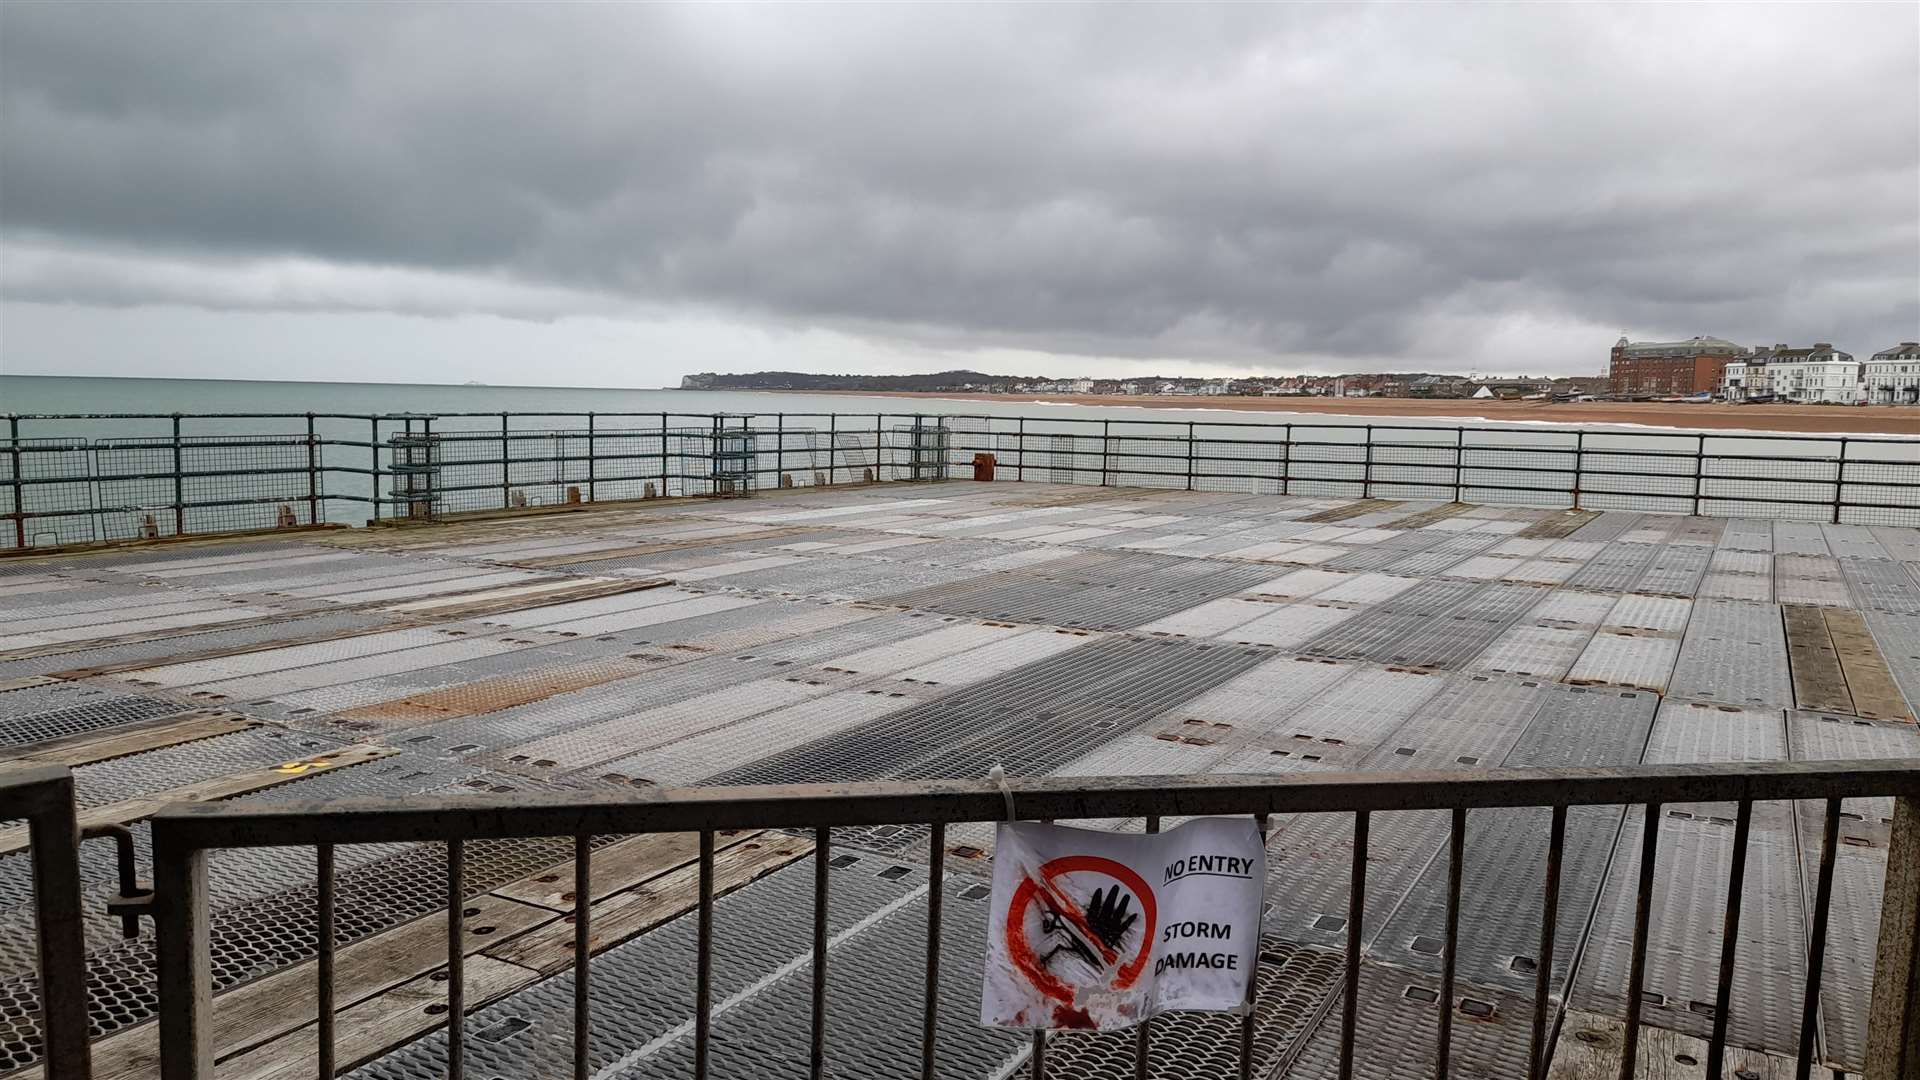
1730,343,1860,404
1865,342,1920,405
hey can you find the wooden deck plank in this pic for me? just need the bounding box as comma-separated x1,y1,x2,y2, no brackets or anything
0,709,254,767
1784,603,1854,715
0,744,397,855
82,894,552,1080
1825,607,1915,722
217,956,540,1080
490,829,753,911
58,829,800,1080
483,831,810,975
1546,1011,1802,1080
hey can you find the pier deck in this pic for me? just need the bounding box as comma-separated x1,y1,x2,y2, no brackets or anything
2,481,1917,1079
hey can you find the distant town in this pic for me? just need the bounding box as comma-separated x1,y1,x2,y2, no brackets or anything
683,336,1920,405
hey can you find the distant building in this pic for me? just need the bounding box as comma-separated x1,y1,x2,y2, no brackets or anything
1407,375,1469,399
1610,335,1745,396
1471,382,1534,400
1864,343,1920,405
1721,358,1769,403
1753,343,1859,404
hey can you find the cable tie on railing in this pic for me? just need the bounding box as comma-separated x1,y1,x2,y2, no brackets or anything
987,763,1017,822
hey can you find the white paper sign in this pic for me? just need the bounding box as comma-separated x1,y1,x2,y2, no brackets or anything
979,817,1265,1031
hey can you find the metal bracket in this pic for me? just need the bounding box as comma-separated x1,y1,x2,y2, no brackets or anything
81,823,154,938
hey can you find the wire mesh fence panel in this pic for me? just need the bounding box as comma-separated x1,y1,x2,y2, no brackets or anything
589,427,668,501
1105,435,1189,488
1286,428,1367,498
91,438,179,541
433,430,507,514
1191,438,1284,494
828,432,879,486
6,438,98,548
4,414,1918,546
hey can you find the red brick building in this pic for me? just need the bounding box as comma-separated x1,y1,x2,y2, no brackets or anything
1609,335,1746,396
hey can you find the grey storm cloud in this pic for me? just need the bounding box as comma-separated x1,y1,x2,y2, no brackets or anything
2,1,1916,371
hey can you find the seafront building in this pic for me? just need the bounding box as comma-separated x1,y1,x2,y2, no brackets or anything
1720,343,1861,405
1865,342,1920,405
1607,334,1743,396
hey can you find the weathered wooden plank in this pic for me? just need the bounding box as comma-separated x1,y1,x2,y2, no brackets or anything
1298,498,1401,524
1518,509,1603,539
1546,1011,1799,1079
216,956,540,1080
483,832,810,975
1825,607,1915,722
381,576,671,618
509,525,821,568
492,829,745,911
82,894,553,1080
0,744,397,855
1386,502,1476,530
1784,603,1854,715
0,710,253,767
327,658,664,735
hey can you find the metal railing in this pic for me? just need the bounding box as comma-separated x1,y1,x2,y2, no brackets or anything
5,411,1919,549
0,767,90,1080
139,760,1920,1080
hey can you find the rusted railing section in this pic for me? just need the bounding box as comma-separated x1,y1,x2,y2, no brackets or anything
134,759,1920,1080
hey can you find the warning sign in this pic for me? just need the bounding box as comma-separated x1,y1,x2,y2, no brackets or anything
980,817,1265,1030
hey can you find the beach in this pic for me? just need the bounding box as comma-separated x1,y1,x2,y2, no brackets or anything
776,389,1920,435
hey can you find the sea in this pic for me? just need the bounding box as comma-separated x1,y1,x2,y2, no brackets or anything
4,374,1909,441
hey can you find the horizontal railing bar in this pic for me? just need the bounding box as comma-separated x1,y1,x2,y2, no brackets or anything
146,760,1920,851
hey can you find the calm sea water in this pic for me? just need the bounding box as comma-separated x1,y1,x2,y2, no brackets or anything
0,374,1895,440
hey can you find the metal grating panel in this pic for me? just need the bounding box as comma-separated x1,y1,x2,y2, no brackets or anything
1566,632,1680,693
352,860,1023,1080
1666,599,1792,709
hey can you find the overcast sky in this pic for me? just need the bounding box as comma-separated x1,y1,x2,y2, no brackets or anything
2,2,1916,386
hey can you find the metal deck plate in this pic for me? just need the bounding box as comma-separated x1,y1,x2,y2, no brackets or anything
1281,963,1538,1080
1565,632,1680,693
1666,600,1793,709
1573,807,1808,1052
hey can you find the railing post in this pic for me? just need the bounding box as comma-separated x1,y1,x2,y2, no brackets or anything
304,413,319,527
1101,420,1111,487
26,772,90,1080
1016,417,1025,483
777,413,785,487
660,412,669,497
828,413,837,484
1186,422,1195,491
1692,433,1704,516
1361,425,1373,500
1868,795,1920,1080
154,823,212,1080
1572,431,1583,510
586,412,596,503
8,414,24,549
876,413,885,482
369,417,380,523
1833,437,1848,524
171,413,185,536
500,412,511,511
1282,423,1291,496
1453,428,1463,503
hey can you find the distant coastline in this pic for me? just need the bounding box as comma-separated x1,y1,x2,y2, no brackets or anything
761,388,1918,435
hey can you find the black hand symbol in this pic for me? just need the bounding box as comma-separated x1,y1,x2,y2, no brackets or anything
1084,885,1138,951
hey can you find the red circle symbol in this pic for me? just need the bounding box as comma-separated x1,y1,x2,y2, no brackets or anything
1004,855,1157,1004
